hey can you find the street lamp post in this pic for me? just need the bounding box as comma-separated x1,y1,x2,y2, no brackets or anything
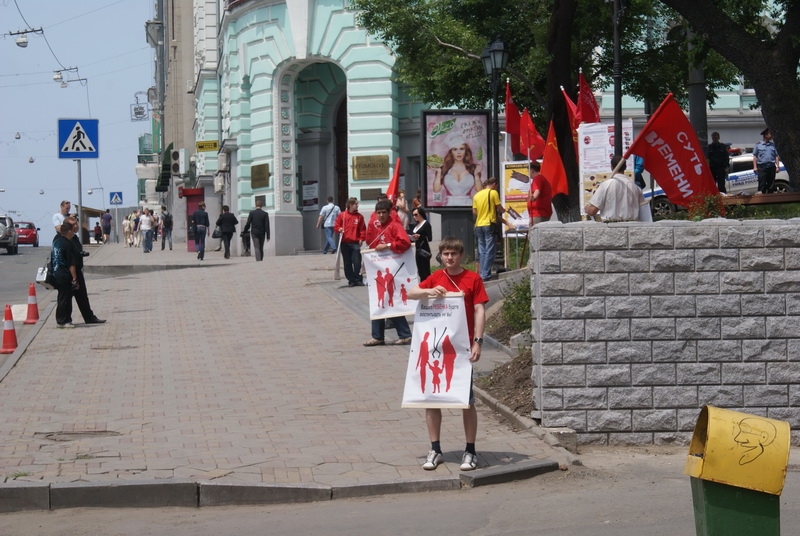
482,38,510,181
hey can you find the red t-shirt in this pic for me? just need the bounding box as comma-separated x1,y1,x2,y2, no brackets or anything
418,268,488,340
527,173,553,218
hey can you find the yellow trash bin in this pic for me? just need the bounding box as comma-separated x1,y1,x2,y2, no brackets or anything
685,405,790,535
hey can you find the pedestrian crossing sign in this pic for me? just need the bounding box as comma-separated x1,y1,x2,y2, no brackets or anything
58,119,99,159
110,192,123,205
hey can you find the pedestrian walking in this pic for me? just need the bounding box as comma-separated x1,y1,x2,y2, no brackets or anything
243,200,270,261
160,206,173,250
192,202,211,260
216,205,238,259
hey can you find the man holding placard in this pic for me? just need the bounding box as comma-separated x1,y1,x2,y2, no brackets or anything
407,237,489,471
363,200,413,346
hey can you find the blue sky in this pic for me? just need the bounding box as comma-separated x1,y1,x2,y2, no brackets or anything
1,0,154,241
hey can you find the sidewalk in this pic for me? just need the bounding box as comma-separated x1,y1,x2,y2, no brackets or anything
0,242,568,510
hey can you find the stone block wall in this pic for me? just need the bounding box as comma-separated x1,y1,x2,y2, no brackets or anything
529,219,800,446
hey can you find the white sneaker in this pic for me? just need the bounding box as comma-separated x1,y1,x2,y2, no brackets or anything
460,451,478,471
56,323,75,329
422,450,443,470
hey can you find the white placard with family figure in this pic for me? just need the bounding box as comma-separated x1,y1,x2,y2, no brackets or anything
402,293,472,409
362,247,419,320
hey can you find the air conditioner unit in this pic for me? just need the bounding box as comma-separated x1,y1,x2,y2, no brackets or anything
214,173,225,194
218,152,229,171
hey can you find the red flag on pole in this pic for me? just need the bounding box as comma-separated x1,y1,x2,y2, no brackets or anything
578,72,600,124
623,93,717,206
505,79,520,156
540,121,569,196
560,85,580,132
386,157,401,202
520,108,545,160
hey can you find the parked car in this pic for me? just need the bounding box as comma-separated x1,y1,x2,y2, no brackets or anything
0,215,18,254
14,221,39,247
644,154,791,217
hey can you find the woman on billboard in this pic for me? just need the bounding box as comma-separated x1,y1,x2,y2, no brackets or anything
429,136,483,206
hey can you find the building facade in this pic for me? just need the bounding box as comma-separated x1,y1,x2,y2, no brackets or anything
190,0,424,255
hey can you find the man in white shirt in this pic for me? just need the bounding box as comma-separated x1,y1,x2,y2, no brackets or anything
53,200,71,231
315,196,340,254
585,155,647,222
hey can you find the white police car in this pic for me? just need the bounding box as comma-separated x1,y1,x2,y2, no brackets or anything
643,154,790,217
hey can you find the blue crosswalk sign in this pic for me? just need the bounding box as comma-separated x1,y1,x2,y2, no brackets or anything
58,119,99,159
110,192,123,205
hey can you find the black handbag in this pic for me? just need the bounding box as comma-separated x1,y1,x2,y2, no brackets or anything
212,226,222,239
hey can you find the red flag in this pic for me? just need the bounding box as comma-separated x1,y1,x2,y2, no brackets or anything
578,72,600,124
505,80,520,155
540,121,569,196
386,157,401,201
520,108,545,160
623,93,717,205
560,86,580,131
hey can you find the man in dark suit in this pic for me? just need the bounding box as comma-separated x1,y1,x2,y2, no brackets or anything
243,199,270,261
215,205,239,259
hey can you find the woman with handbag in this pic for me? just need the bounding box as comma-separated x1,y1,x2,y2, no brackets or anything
215,205,239,259
410,206,433,282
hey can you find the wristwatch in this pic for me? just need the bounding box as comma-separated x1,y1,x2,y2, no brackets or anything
474,337,484,345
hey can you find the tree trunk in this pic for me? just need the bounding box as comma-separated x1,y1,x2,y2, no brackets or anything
546,0,581,221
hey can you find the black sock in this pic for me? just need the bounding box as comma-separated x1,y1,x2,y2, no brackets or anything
431,441,441,454
465,443,476,455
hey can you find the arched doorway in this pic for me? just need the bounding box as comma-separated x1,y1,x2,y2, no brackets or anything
293,62,347,251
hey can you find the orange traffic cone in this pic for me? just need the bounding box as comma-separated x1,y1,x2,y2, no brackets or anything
0,304,17,354
24,283,39,325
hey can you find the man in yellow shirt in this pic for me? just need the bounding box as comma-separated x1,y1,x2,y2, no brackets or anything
471,177,509,282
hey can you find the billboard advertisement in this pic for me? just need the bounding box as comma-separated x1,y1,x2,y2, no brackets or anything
422,110,489,209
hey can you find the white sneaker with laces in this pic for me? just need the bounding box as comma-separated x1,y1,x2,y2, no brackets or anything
422,450,443,470
460,451,478,471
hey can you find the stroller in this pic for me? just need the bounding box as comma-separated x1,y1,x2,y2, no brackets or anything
240,231,251,257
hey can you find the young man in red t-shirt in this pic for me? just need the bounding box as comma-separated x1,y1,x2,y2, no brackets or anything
408,236,489,471
527,161,553,227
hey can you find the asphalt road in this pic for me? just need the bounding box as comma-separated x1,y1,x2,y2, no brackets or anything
0,245,54,314
3,447,799,535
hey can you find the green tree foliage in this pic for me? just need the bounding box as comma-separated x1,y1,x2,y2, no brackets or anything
350,0,794,210
660,0,800,189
